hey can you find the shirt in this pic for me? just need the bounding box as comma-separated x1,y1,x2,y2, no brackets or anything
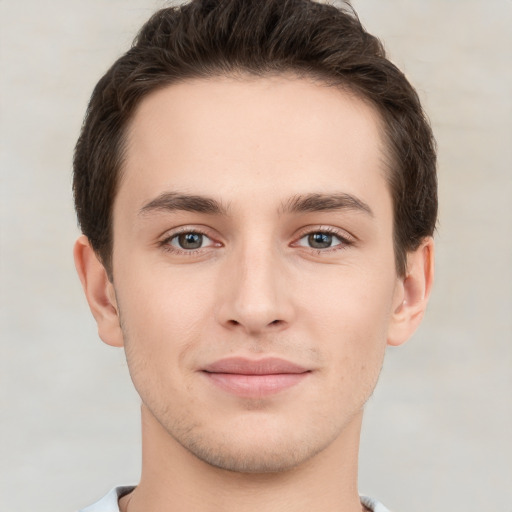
79,486,392,511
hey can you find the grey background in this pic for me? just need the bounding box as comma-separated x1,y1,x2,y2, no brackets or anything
1,1,511,511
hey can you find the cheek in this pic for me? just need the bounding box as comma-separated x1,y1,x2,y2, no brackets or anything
297,265,394,376
117,257,212,329
116,277,208,411
312,290,389,412
115,263,215,376
302,264,394,335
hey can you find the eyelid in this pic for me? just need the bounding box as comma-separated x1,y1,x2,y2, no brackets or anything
168,232,214,249
293,225,356,244
290,225,357,256
156,224,355,255
158,225,222,253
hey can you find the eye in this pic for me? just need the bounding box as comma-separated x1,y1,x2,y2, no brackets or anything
297,231,344,249
169,232,213,250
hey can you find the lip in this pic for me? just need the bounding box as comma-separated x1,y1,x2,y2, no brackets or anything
202,357,310,398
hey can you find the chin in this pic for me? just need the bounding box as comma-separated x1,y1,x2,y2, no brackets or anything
165,411,347,474
182,434,325,474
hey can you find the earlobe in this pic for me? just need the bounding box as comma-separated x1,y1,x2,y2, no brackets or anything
73,235,124,347
387,237,435,347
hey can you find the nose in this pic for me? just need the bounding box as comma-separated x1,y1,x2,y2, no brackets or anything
216,243,294,335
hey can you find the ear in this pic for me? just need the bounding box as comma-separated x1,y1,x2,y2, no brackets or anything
73,235,124,347
387,237,435,347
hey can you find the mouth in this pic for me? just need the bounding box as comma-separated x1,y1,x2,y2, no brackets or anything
201,357,311,398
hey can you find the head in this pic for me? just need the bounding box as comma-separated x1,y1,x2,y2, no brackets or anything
73,0,436,474
74,0,437,280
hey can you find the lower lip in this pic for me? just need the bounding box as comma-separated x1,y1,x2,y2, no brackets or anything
203,372,309,398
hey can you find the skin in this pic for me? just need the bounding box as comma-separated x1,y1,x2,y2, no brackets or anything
75,75,434,512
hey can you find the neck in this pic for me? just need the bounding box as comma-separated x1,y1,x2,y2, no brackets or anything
121,405,365,512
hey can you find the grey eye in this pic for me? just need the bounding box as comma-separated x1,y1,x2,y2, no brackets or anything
308,233,333,249
297,232,343,249
171,232,211,250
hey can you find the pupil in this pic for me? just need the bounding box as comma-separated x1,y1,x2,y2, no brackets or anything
309,233,332,249
179,233,202,249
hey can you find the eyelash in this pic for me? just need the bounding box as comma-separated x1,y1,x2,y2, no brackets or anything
159,227,218,256
293,226,354,254
158,226,355,256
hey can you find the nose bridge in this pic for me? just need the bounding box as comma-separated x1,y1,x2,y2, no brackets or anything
218,234,292,333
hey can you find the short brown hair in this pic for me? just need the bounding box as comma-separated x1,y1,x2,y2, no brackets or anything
73,0,437,277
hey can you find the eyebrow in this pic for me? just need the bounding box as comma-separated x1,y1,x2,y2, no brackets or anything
138,191,373,218
139,192,229,217
281,193,374,217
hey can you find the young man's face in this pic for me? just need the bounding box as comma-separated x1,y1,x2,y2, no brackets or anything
89,76,426,472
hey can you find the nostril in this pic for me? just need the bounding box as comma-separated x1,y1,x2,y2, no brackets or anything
226,319,282,328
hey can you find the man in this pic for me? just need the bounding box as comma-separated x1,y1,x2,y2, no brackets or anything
73,0,437,511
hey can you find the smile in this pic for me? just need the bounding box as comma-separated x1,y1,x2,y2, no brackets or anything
202,357,311,398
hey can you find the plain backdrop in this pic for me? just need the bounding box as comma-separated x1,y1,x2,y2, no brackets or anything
1,1,511,511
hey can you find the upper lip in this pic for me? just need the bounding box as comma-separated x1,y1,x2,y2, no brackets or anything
202,357,309,375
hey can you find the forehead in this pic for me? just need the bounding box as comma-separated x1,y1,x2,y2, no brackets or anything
118,75,390,216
